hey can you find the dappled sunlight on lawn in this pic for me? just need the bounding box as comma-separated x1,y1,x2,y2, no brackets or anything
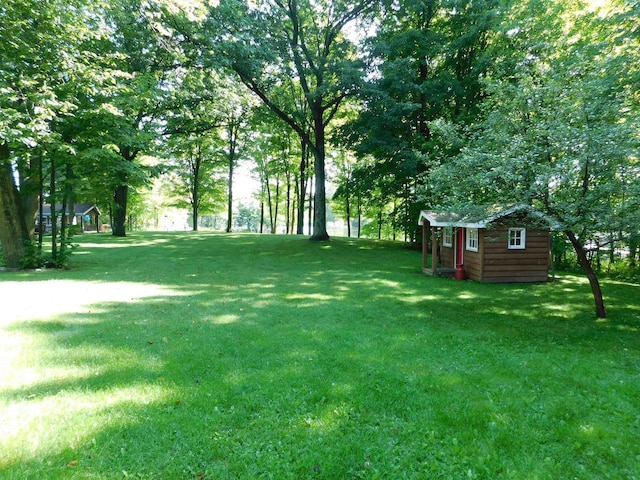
285,292,342,305
542,303,576,314
0,279,195,405
0,383,170,465
300,401,354,435
400,294,442,304
457,291,478,300
0,279,195,323
1,233,638,478
208,314,241,325
371,278,401,289
79,238,171,248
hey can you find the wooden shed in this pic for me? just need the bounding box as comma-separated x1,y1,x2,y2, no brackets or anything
418,204,555,283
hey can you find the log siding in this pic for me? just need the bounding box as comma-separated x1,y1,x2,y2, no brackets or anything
418,206,554,283
480,227,550,282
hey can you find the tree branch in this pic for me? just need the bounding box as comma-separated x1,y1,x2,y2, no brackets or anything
233,65,313,151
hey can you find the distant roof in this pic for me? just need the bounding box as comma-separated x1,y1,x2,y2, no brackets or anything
41,204,101,216
418,204,558,229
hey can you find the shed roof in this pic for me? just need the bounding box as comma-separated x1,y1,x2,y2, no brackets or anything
41,204,101,217
418,204,557,229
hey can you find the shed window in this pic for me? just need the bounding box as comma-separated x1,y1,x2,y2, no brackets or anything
443,227,453,247
466,228,479,252
508,228,526,249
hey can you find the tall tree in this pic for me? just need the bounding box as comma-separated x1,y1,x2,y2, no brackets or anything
0,142,29,269
207,0,378,240
342,0,499,241
164,135,226,230
0,0,98,267
90,0,177,236
160,68,226,230
216,77,256,233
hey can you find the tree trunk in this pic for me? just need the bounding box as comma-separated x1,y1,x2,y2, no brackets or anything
357,195,362,238
297,140,308,235
59,195,68,261
112,148,138,237
310,115,329,241
273,177,280,234
266,174,274,233
59,160,75,259
307,171,313,236
50,156,58,263
113,184,128,237
344,172,351,238
192,202,199,231
18,150,41,238
629,233,638,267
226,157,233,233
285,170,292,234
192,147,200,232
38,151,44,249
566,229,607,318
259,199,265,234
0,141,29,269
226,123,238,233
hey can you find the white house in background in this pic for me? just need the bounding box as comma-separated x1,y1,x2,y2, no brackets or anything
37,204,102,233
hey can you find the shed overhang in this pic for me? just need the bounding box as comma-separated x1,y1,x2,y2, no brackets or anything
418,204,558,230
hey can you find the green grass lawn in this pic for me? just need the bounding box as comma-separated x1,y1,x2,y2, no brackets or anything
1,232,639,479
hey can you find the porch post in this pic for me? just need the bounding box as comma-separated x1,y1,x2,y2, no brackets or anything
431,226,438,276
422,222,428,270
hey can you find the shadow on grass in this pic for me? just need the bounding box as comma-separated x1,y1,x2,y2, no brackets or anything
1,232,639,479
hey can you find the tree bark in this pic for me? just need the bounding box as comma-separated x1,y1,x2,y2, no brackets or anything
112,184,128,237
225,157,233,233
566,229,607,318
111,148,138,237
259,198,265,234
50,156,59,263
345,186,351,238
357,197,362,238
297,140,308,235
629,234,638,267
307,173,313,235
192,202,199,231
18,151,41,238
0,141,29,269
38,154,44,248
265,170,274,233
226,122,238,233
310,114,329,241
192,146,201,232
192,196,199,232
59,195,68,261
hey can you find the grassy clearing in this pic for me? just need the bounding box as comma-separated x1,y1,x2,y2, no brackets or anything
1,232,639,479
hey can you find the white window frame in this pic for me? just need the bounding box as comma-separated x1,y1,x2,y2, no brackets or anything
466,228,479,252
443,227,453,247
508,227,526,250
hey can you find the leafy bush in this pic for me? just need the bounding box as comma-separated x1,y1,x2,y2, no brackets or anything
605,259,640,283
21,240,46,269
47,227,79,269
